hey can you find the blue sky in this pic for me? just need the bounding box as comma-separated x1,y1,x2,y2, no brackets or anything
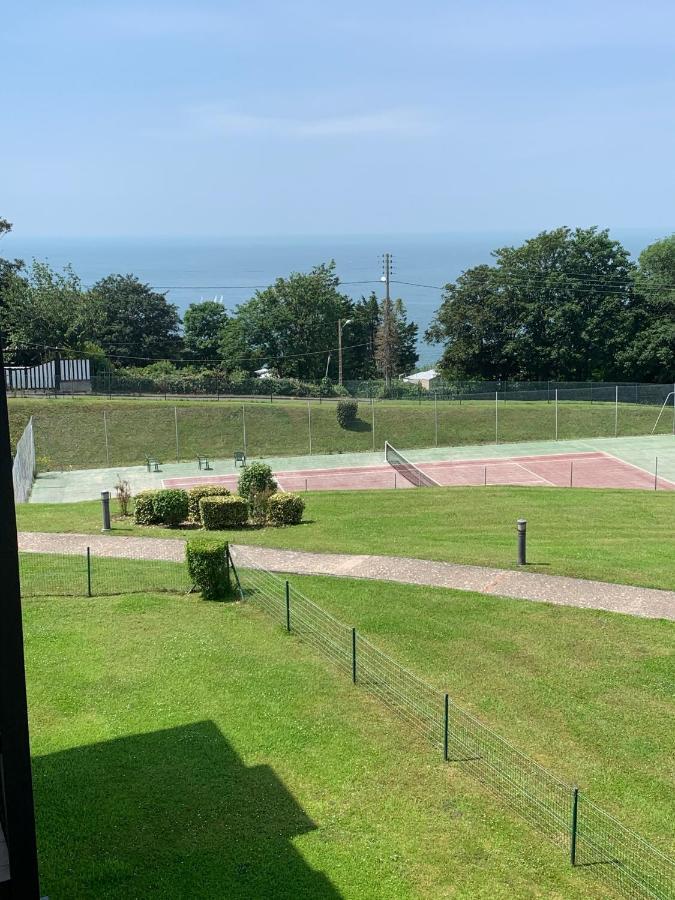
3,1,675,237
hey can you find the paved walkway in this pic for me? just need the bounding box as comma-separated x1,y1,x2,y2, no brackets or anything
18,531,675,621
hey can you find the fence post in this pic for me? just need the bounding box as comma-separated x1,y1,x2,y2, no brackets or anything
371,398,375,451
352,627,357,683
495,391,499,444
570,460,573,487
285,580,291,632
174,406,179,462
614,385,619,437
555,389,559,440
308,400,312,455
443,693,449,761
655,457,658,491
103,410,110,467
242,404,247,458
570,786,579,866
86,546,92,597
434,392,438,446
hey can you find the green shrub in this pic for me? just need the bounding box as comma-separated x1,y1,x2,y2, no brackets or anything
186,537,230,601
200,495,249,529
238,462,277,500
336,398,358,428
134,490,160,525
152,488,189,526
267,492,305,526
187,485,231,522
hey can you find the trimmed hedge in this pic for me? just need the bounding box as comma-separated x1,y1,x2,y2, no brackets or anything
267,492,305,526
152,488,189,526
186,537,229,601
336,398,358,428
134,490,160,525
188,485,231,523
238,462,277,500
200,495,249,529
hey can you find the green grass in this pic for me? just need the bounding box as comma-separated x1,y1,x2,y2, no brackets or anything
17,485,675,590
25,573,673,898
9,395,670,470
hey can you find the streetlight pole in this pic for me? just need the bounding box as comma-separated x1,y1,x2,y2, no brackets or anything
337,318,352,386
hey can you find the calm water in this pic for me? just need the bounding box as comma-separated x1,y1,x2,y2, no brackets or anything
1,230,662,366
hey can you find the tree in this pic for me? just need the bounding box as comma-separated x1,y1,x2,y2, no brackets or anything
342,292,380,381
394,299,419,375
619,236,675,382
88,274,182,363
374,296,399,385
426,227,637,381
226,262,352,381
183,300,228,362
0,260,94,365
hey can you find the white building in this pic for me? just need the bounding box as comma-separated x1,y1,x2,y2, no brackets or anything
402,368,441,390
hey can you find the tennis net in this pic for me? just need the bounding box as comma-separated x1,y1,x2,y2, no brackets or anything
384,441,440,487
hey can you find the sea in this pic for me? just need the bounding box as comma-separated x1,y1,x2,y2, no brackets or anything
1,230,664,367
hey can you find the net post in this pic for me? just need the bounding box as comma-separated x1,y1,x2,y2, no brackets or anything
443,693,449,761
285,580,291,632
351,627,357,683
86,546,92,597
570,786,579,866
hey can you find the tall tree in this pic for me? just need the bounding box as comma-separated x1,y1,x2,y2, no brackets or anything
619,236,675,382
342,292,380,381
183,300,229,362
374,297,399,385
88,274,182,363
394,299,419,375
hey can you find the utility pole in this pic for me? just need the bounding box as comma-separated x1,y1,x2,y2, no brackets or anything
337,318,352,386
375,253,396,387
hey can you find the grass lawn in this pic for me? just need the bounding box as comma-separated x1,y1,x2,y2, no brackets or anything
25,571,673,898
9,395,670,470
17,485,675,590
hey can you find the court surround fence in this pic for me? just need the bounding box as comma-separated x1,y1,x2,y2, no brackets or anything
231,546,675,900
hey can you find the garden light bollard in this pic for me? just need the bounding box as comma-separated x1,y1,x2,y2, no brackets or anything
517,518,527,565
101,491,111,532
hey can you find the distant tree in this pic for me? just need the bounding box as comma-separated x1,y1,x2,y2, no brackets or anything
374,297,400,385
218,318,255,374
227,262,352,381
88,274,182,363
183,300,228,362
0,260,94,364
342,292,380,380
394,299,419,375
426,227,637,381
619,236,675,382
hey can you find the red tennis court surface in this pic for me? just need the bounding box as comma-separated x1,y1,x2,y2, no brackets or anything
164,451,673,492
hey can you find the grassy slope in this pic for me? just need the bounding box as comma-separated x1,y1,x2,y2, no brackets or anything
26,578,673,898
9,395,669,470
17,486,675,590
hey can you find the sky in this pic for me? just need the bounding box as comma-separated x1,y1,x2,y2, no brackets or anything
3,1,675,237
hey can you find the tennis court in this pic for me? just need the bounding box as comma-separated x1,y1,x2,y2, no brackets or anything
164,448,674,493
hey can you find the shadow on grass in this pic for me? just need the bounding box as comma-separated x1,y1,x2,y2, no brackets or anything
33,721,342,899
340,418,372,433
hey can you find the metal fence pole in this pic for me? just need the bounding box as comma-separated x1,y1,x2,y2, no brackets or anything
614,385,619,437
570,460,573,488
655,457,658,491
285,580,291,632
570,786,579,866
443,693,449,761
371,398,375,451
352,627,357,683
308,400,312,455
434,392,438,446
86,546,92,597
495,391,499,444
174,406,179,462
555,389,559,440
103,410,110,467
242,404,247,458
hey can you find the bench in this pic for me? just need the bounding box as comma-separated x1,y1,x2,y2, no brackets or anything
197,455,212,471
234,450,247,467
145,456,161,473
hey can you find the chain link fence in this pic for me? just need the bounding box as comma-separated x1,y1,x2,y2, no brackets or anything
12,416,35,501
232,546,675,900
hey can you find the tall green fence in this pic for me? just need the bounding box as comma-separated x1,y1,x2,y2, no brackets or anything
232,547,675,900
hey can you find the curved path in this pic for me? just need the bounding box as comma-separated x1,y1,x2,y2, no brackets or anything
18,531,675,621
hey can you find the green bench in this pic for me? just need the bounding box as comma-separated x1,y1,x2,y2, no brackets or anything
234,450,247,467
145,456,161,473
197,455,212,471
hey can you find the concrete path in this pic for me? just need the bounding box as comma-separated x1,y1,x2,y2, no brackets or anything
18,531,675,621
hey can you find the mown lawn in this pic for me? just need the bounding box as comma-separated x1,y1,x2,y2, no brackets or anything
17,485,675,590
25,570,673,898
9,395,670,470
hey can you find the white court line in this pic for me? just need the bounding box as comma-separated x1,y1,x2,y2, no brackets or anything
593,451,675,488
513,461,556,486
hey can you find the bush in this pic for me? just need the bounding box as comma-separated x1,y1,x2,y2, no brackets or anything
187,485,231,522
249,487,274,525
134,490,160,525
186,537,230,601
238,462,277,500
152,488,189,526
115,476,132,517
336,398,358,428
200,495,249,529
267,492,305,526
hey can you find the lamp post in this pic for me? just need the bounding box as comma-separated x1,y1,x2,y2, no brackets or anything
338,318,352,386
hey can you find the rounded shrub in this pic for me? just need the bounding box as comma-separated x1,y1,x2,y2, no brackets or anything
267,492,305,526
200,494,249,529
238,462,277,501
152,488,189,526
336,398,358,428
187,485,231,523
134,490,160,525
186,537,230,601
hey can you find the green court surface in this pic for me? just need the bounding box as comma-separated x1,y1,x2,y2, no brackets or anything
28,434,675,503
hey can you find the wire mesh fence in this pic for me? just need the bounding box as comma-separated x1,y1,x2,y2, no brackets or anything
19,551,191,598
12,416,35,501
231,546,675,900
